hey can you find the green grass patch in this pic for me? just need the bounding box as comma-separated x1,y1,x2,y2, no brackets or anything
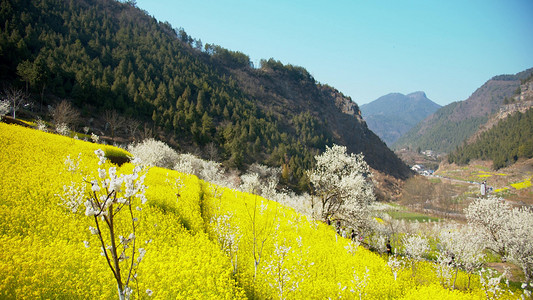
103,146,131,166
71,132,91,140
473,165,490,171
427,177,441,183
387,210,439,222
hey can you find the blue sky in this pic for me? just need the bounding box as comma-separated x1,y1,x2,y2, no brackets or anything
135,0,533,106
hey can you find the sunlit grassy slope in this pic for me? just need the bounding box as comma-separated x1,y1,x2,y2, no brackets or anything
0,123,509,299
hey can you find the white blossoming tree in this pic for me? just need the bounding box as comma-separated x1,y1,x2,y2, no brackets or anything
438,224,486,289
245,163,281,201
59,149,150,299
0,99,9,120
465,196,533,283
243,194,280,298
479,268,509,300
402,234,430,277
127,138,178,169
387,256,405,281
174,153,229,186
211,213,241,275
36,117,47,132
308,144,375,226
55,123,70,136
350,267,370,300
506,207,533,283
465,196,511,258
91,133,100,143
240,173,262,195
262,242,297,300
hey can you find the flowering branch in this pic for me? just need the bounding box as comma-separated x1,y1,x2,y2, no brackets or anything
59,149,150,299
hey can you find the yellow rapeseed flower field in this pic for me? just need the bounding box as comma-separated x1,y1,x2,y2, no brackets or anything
0,123,515,299
0,123,243,299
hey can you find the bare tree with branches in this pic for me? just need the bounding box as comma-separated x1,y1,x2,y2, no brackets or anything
140,123,154,141
2,87,29,119
51,100,80,129
104,110,126,142
124,118,141,142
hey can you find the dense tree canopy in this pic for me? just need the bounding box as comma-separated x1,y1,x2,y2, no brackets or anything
448,108,533,169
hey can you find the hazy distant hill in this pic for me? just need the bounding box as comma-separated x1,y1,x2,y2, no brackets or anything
360,92,440,145
0,0,412,193
394,68,533,153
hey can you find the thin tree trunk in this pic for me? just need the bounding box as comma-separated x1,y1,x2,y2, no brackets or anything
452,267,459,290
108,204,124,299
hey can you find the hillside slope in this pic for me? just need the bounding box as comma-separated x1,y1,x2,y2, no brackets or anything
469,75,533,142
0,0,411,193
0,123,485,299
394,68,533,153
448,76,533,169
361,92,441,145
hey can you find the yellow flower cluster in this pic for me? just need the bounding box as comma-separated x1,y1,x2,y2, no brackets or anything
510,177,532,190
494,187,510,193
0,123,518,299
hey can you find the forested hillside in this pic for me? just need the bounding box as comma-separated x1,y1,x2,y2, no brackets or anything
0,0,411,193
447,108,533,169
394,69,533,153
447,76,533,169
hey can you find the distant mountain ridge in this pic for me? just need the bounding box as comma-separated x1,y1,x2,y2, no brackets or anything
360,92,441,145
394,68,533,153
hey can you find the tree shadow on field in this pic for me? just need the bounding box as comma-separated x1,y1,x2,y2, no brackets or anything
150,201,192,232
106,154,130,166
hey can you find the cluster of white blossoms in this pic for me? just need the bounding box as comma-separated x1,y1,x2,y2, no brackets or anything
59,179,86,213
438,223,485,288
36,118,47,132
212,214,241,255
0,99,9,119
402,234,430,261
55,123,70,136
174,153,226,184
479,268,509,299
90,133,99,143
239,173,261,194
84,149,147,217
350,266,369,298
64,153,82,173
